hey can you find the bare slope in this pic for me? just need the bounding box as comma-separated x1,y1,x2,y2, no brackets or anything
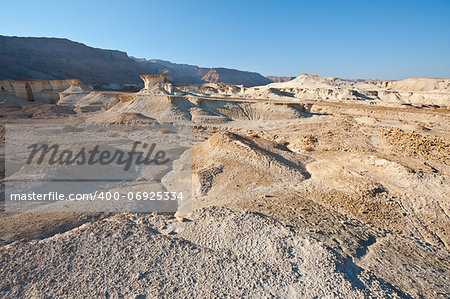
0,36,146,84
0,207,405,298
0,35,275,86
134,59,273,87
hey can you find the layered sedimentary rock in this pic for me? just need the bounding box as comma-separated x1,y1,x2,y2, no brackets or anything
140,74,167,89
134,59,273,87
353,78,450,105
364,77,450,92
200,68,272,87
1,35,276,87
134,59,210,85
139,74,175,95
0,79,82,103
265,76,296,83
244,74,450,106
0,35,145,84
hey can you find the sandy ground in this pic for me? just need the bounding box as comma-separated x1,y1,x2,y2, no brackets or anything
0,81,449,298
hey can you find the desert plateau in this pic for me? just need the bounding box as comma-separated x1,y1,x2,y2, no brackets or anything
1,64,449,297
0,1,449,297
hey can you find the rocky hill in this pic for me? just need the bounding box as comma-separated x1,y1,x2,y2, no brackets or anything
365,77,450,92
0,35,146,84
200,68,272,86
134,58,272,87
133,58,210,85
253,73,450,106
267,73,352,89
0,35,275,87
265,76,296,83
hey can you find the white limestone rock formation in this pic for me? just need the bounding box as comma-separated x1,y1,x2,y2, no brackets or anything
0,79,84,104
140,74,167,89
139,74,176,95
243,74,450,106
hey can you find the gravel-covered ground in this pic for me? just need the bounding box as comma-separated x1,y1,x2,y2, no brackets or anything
0,90,449,298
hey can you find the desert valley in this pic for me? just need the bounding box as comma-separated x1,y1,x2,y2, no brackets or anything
0,35,449,298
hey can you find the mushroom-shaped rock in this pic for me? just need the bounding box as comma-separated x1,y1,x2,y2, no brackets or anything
140,74,167,89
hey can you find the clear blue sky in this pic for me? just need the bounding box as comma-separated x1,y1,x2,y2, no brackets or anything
1,0,449,79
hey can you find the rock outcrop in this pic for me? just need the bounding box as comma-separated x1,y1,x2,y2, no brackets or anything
0,35,276,87
134,59,273,87
134,59,210,85
361,77,450,92
247,74,450,106
0,79,83,103
140,74,167,89
0,35,147,84
265,76,296,83
200,68,272,87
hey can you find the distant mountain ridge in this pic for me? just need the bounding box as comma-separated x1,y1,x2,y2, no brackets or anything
0,35,274,86
265,76,296,83
132,58,210,85
201,67,272,86
133,58,272,86
0,35,145,84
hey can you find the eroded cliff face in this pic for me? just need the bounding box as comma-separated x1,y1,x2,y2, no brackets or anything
134,59,273,87
0,35,145,84
244,74,450,106
200,68,272,87
363,78,450,92
140,74,167,89
0,79,81,103
265,76,296,83
0,36,277,87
